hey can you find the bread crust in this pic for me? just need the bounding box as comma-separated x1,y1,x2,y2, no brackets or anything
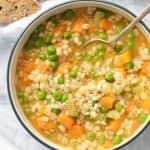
0,0,39,23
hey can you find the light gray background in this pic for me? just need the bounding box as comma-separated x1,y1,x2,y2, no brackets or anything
0,0,150,150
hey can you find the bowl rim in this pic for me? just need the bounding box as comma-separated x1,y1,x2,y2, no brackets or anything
7,0,150,150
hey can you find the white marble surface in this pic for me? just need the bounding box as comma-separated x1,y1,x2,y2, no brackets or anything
0,0,150,150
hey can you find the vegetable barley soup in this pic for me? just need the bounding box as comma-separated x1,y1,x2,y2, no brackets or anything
16,7,150,150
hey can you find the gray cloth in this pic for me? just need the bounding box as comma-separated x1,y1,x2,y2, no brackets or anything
0,0,150,150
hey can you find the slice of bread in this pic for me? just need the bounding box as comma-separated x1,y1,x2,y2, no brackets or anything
0,0,39,23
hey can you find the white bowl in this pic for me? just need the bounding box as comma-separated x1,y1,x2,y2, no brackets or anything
7,1,150,150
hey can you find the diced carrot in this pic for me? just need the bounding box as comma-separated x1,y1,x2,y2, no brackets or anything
37,119,54,130
126,100,136,113
87,24,94,33
141,98,150,112
18,60,36,73
114,51,132,67
18,60,27,68
100,96,115,109
55,24,66,35
68,125,85,138
103,139,114,148
22,75,31,86
115,67,127,78
141,61,150,78
36,62,49,73
58,112,75,129
107,114,126,132
24,62,36,73
57,62,72,76
132,119,141,131
71,16,87,33
99,19,112,30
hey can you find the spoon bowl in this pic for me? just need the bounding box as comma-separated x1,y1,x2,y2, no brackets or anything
81,4,150,49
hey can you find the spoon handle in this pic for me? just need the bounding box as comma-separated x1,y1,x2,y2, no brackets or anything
112,4,150,43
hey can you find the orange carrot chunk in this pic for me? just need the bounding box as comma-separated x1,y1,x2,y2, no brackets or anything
132,119,141,131
18,60,35,73
58,112,75,129
141,61,150,78
57,62,72,76
101,96,115,109
55,24,66,35
141,98,150,112
68,125,85,138
126,100,136,113
22,76,31,86
37,119,54,130
107,115,126,132
99,19,112,30
104,139,114,148
115,67,127,78
36,62,49,73
114,51,132,67
72,16,87,33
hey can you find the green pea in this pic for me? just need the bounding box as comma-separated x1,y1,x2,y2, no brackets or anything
37,25,45,33
79,36,85,43
96,9,111,18
87,55,95,62
127,32,135,40
115,102,123,112
87,132,95,141
113,135,122,144
116,26,125,33
64,9,74,20
80,51,87,57
36,90,46,100
126,61,134,70
48,54,57,61
35,39,43,48
98,52,105,60
98,136,105,144
39,53,47,60
17,91,24,98
53,91,63,101
47,45,56,55
31,33,39,41
50,61,58,69
51,108,61,115
97,44,106,52
90,70,98,78
100,107,108,114
104,72,115,82
44,34,52,44
22,97,29,104
63,31,72,40
24,108,31,116
114,44,123,54
99,32,107,40
69,70,78,78
49,16,58,24
138,113,148,123
61,94,69,103
24,40,34,50
96,11,105,18
58,77,65,84
128,41,134,49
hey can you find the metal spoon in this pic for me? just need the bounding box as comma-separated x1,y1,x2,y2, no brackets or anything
82,5,150,48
